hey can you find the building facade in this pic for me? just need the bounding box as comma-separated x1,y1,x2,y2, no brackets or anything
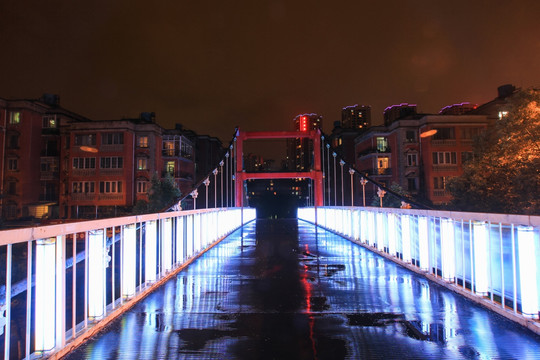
0,95,88,222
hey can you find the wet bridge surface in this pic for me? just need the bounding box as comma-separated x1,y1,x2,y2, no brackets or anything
66,219,540,359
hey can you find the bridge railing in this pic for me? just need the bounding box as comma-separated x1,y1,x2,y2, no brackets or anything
298,206,540,329
0,207,255,360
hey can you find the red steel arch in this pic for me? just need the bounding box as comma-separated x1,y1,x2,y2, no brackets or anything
235,129,323,207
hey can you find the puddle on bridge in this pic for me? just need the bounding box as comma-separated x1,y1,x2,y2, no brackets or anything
64,219,540,360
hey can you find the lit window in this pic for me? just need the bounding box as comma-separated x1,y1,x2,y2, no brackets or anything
164,141,175,156
137,136,148,148
137,158,147,170
498,111,508,120
166,161,175,175
376,137,388,152
9,112,20,125
42,116,57,128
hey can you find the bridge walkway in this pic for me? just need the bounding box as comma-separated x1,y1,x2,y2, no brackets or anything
65,219,540,359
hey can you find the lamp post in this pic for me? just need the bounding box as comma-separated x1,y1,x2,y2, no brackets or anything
360,177,367,207
219,160,224,207
349,168,355,206
332,152,337,206
203,178,210,209
340,159,345,206
321,135,325,206
191,189,198,210
225,152,229,207
326,144,330,206
377,188,386,208
230,144,234,207
212,168,218,208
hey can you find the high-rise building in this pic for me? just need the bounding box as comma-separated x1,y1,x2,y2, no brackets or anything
288,114,322,171
341,104,371,130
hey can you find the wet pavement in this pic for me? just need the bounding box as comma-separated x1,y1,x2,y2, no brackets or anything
65,219,540,359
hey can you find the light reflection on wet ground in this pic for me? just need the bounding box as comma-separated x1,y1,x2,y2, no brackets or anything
66,219,540,359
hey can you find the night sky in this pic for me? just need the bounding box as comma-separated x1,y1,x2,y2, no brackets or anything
1,1,539,144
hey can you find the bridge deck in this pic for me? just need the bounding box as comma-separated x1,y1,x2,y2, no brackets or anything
65,219,540,359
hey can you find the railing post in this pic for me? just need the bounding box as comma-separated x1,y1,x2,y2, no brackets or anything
349,168,355,206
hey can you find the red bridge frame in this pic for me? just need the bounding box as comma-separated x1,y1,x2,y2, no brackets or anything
235,129,323,207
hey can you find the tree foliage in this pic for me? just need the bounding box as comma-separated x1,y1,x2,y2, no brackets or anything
133,172,182,214
447,88,540,215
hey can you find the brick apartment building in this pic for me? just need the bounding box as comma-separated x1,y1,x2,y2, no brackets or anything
355,107,488,206
0,95,223,224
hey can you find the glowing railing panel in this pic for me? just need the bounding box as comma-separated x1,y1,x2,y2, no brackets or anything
298,206,540,323
0,207,255,359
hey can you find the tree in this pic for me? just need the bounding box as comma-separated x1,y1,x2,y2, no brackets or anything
447,88,540,215
133,172,182,214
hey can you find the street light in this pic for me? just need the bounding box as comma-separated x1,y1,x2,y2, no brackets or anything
340,159,345,206
230,144,234,207
191,189,198,210
326,144,330,206
349,168,355,206
203,178,210,209
377,188,386,208
321,135,326,206
219,160,224,207
332,152,337,206
213,168,218,208
225,152,229,207
360,177,367,207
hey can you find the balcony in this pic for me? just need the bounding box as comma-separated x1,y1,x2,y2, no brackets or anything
71,193,97,202
357,146,392,158
433,189,450,197
100,144,124,153
433,165,458,172
72,169,96,177
98,194,123,201
361,168,392,176
100,168,124,176
40,171,59,181
431,139,456,146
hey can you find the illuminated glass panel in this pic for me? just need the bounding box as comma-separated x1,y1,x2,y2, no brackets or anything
473,222,489,295
145,221,157,283
88,230,106,320
35,238,56,352
418,216,429,271
518,226,539,318
122,224,136,298
441,219,456,281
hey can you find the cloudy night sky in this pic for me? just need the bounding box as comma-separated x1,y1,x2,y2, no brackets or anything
1,0,539,143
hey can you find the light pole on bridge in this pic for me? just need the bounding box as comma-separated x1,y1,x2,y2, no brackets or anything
360,177,367,207
349,168,355,206
213,168,218,208
340,159,345,206
332,152,337,206
219,160,224,207
326,144,330,206
225,152,229,208
321,135,325,206
203,178,210,209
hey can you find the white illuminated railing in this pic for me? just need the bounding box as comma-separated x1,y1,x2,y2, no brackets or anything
0,207,256,360
298,207,540,325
